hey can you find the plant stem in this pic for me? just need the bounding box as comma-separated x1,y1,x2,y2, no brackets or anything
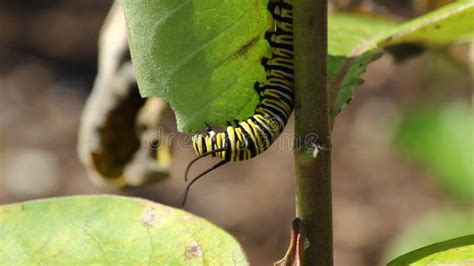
293,0,333,265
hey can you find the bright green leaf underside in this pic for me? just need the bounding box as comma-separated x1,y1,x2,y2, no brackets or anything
388,235,474,266
123,0,271,132
0,196,248,265
123,0,473,132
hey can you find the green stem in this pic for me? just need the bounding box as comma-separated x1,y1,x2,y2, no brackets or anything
293,0,333,265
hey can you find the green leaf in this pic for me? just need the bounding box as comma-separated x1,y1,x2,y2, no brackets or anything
394,103,474,200
387,235,474,266
328,14,396,117
0,196,248,265
123,0,271,132
329,0,473,117
384,208,474,263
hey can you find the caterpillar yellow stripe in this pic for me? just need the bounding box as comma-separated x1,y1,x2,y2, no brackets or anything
183,0,294,206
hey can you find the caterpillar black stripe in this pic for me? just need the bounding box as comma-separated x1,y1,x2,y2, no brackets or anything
183,0,294,207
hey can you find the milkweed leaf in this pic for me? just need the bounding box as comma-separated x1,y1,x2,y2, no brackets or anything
0,196,248,265
122,0,271,132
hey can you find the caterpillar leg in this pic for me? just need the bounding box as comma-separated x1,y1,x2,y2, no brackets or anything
204,123,212,132
254,82,265,94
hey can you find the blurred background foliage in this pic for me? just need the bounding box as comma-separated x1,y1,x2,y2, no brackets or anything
0,0,472,265
395,103,473,200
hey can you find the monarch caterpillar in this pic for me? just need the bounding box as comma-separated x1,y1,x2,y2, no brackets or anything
183,0,294,206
